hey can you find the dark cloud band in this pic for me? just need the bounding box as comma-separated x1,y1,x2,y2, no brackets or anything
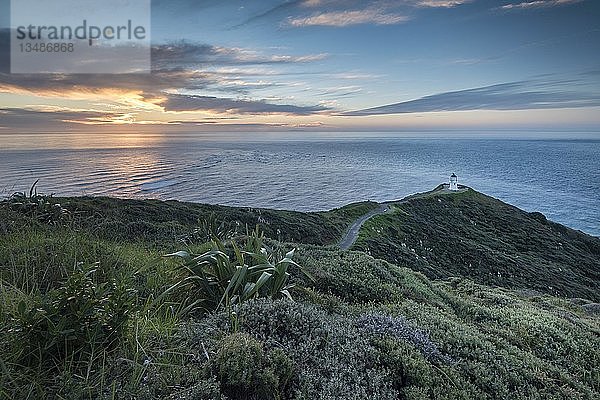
345,78,600,116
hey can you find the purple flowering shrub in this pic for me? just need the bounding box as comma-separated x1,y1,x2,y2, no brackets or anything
356,313,453,364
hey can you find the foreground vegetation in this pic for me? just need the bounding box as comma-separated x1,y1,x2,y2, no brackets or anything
0,189,598,399
35,194,378,247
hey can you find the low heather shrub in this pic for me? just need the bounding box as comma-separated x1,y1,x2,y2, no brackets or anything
356,313,452,364
210,332,293,400
236,299,398,400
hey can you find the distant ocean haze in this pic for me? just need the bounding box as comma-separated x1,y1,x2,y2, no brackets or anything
1,132,598,237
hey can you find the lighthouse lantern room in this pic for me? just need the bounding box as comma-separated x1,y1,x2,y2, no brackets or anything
449,173,458,191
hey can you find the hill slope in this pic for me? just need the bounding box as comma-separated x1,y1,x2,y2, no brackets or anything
0,195,378,247
0,191,599,399
354,188,600,301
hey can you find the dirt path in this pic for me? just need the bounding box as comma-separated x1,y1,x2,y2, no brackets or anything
338,185,468,250
338,203,390,250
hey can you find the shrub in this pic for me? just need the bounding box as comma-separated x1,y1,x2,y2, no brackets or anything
3,180,70,225
8,262,136,367
182,212,241,245
295,247,443,306
164,227,309,313
210,332,293,400
356,313,452,363
236,299,398,400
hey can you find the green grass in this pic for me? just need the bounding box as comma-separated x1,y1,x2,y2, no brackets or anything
0,192,598,399
354,189,600,301
50,196,379,247
0,192,378,249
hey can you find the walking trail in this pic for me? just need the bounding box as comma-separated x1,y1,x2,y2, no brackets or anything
338,185,468,250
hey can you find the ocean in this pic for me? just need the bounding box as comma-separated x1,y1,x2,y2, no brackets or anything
1,132,599,237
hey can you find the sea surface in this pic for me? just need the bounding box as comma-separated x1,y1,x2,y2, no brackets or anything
1,132,599,237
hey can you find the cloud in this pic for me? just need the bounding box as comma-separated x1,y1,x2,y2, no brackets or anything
0,36,330,118
415,0,473,7
235,0,468,29
0,107,133,129
319,85,363,97
0,70,202,103
283,0,472,28
0,27,326,72
344,77,600,115
500,0,583,10
0,69,330,116
302,0,325,6
286,8,409,27
0,107,327,132
161,94,330,115
152,41,327,69
230,0,308,28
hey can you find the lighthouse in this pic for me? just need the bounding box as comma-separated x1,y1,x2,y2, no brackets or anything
449,173,458,191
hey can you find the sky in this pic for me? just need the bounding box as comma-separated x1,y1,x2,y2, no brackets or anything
0,0,599,133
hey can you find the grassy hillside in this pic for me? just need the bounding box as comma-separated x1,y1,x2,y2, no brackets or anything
0,191,598,399
354,189,600,301
0,194,378,247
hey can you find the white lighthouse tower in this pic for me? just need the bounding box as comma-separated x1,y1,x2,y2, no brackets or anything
449,173,458,191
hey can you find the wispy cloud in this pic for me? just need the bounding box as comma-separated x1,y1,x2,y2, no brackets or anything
230,0,308,29
345,76,600,115
415,0,473,8
318,85,363,97
162,94,330,115
152,41,327,69
0,107,135,129
283,0,473,28
233,0,471,29
286,8,409,27
500,0,583,10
